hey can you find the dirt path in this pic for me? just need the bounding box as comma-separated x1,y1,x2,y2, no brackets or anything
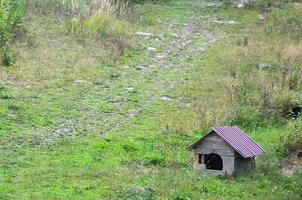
29,2,219,145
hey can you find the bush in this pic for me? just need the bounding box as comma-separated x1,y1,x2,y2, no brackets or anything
143,154,166,166
282,119,302,155
0,0,25,45
1,48,16,67
267,4,302,42
0,85,13,99
0,0,25,66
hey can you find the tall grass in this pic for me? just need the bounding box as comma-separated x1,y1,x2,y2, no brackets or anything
222,5,302,128
61,0,136,58
26,0,135,20
171,4,302,132
18,0,136,64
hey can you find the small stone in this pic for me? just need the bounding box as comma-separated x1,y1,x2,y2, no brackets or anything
237,0,251,8
135,32,153,37
169,33,179,38
213,20,240,25
259,15,265,20
205,3,221,7
156,54,166,59
147,47,157,51
160,96,172,101
74,80,87,84
258,63,270,70
135,32,159,39
126,87,134,91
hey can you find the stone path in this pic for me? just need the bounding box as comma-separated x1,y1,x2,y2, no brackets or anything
36,2,219,145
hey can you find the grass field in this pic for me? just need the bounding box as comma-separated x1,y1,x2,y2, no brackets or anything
0,0,301,199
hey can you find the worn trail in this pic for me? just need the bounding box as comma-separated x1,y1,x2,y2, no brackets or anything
33,2,219,145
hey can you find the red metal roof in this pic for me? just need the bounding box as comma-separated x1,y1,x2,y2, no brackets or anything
190,126,266,158
213,126,266,158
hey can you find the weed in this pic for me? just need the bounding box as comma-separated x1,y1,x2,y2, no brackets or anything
1,49,16,67
282,119,302,155
0,85,13,99
143,153,166,166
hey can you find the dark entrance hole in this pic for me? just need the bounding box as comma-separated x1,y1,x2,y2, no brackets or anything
204,153,223,170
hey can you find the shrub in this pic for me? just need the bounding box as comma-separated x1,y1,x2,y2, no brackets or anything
0,0,25,66
143,154,166,166
266,4,302,42
282,119,302,155
1,48,16,67
0,85,13,99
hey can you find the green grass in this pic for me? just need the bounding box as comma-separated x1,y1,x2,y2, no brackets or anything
0,0,301,199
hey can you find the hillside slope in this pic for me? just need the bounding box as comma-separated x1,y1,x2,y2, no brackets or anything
0,0,301,199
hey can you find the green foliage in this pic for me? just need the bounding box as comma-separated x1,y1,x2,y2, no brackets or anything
0,85,13,99
0,0,25,44
26,0,90,17
253,0,302,10
0,0,25,66
1,48,16,67
267,4,302,42
282,119,302,155
64,13,133,57
143,153,166,166
130,0,171,4
0,0,301,199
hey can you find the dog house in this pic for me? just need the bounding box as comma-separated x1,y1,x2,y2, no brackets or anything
189,126,266,176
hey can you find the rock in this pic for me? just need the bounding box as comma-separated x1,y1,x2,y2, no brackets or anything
74,80,87,84
128,109,138,117
289,105,302,119
237,0,252,8
126,87,134,92
169,33,179,38
297,150,302,158
147,47,157,51
156,54,166,59
258,63,270,70
258,15,265,20
213,20,240,25
160,96,172,101
135,32,159,39
205,3,221,7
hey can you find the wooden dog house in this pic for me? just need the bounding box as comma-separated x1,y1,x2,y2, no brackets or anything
189,126,266,176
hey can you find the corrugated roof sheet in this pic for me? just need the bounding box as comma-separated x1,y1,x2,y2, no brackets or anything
213,126,266,158
190,126,266,158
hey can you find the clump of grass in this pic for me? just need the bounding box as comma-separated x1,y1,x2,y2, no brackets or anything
27,0,136,20
59,0,136,58
64,13,133,56
26,0,90,18
282,118,302,155
0,85,13,99
91,0,136,20
222,40,302,128
76,13,131,37
266,4,302,42
143,153,166,166
216,4,302,128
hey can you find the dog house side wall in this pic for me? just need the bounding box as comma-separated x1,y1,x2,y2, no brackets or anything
234,152,255,175
194,132,235,175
